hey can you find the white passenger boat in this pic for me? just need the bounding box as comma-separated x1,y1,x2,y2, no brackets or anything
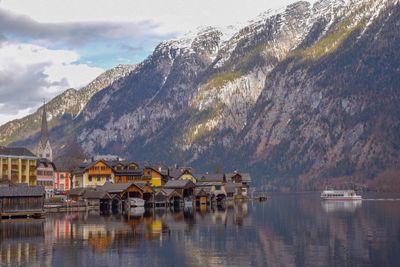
320,190,362,200
130,198,145,207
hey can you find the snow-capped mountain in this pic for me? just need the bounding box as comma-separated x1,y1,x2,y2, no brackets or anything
0,64,136,145
5,0,400,190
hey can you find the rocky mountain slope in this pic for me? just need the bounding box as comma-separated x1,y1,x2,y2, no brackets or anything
0,64,136,146
6,0,400,190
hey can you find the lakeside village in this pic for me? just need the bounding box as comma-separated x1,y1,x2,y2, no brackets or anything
0,103,253,219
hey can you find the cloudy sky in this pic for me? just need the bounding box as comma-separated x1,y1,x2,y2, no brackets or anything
0,0,305,125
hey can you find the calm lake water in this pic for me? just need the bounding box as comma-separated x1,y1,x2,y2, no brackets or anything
1,193,400,267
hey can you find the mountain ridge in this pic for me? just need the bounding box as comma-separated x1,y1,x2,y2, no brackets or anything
4,0,400,190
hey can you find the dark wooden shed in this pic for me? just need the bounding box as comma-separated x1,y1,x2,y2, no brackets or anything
0,185,45,218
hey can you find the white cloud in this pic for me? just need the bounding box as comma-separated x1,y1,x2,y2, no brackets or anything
1,0,305,35
0,42,104,124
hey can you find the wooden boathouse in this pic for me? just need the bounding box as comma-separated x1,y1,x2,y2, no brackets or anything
0,183,45,218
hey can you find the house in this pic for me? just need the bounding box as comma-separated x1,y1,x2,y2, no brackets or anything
195,181,227,202
0,146,38,186
54,169,72,193
68,187,86,201
114,169,143,183
164,180,195,200
195,173,225,183
225,172,252,197
36,158,56,198
113,161,144,183
153,189,169,207
84,160,114,188
99,182,154,208
142,166,166,187
163,188,184,207
178,169,197,183
71,166,85,189
194,187,211,205
0,182,45,218
82,189,111,210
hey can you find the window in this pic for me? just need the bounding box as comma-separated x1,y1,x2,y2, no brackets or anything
60,174,64,179
89,176,92,182
97,177,101,181
215,185,221,190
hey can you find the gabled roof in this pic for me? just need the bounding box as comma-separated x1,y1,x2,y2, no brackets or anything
241,173,251,182
85,159,113,171
195,182,222,187
99,182,136,194
0,146,36,157
0,185,45,197
36,158,56,170
134,182,154,192
168,168,183,179
69,187,86,196
225,172,251,182
83,190,111,199
196,173,224,182
162,188,182,198
114,169,143,176
143,166,164,176
164,179,195,189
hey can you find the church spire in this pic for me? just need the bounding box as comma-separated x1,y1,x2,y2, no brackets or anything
37,99,53,161
40,99,49,147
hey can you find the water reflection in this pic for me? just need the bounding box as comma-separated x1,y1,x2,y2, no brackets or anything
1,195,400,267
321,200,362,213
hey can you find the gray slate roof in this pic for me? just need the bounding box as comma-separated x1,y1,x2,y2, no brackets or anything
0,185,45,197
99,182,134,193
195,181,221,187
196,173,224,182
69,187,86,196
0,146,36,157
168,169,183,179
164,180,195,189
241,173,251,182
83,190,111,199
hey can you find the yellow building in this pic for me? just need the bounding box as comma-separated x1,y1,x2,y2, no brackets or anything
178,169,197,183
142,167,165,187
83,160,114,188
0,147,37,186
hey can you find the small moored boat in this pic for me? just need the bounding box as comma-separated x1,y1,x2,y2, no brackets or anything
320,190,362,200
130,198,145,207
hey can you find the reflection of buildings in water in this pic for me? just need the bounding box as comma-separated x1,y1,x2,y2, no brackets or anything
211,208,227,224
257,228,296,266
234,201,249,226
129,207,145,217
0,220,53,267
321,200,362,213
54,218,73,240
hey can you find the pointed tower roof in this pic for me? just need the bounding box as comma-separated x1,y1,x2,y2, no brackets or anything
40,100,49,147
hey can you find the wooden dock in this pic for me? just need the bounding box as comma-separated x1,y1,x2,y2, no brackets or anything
1,211,45,219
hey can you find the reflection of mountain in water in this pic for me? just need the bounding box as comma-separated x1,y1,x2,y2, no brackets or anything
1,195,400,266
321,200,362,213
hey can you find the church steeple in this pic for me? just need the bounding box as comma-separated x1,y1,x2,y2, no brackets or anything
37,100,53,161
40,99,49,147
